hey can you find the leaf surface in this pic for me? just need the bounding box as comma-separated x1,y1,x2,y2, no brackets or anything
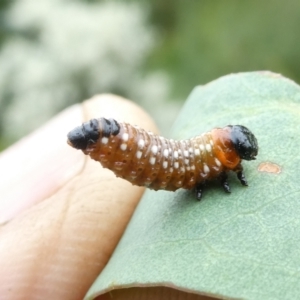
86,72,300,300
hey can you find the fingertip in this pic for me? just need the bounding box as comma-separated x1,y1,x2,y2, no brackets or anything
0,94,159,223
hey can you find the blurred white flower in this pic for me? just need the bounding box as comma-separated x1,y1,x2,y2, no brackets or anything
0,0,175,142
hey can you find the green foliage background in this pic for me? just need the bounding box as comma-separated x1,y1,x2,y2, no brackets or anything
144,0,300,98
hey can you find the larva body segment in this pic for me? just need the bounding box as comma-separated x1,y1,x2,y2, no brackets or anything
67,118,258,200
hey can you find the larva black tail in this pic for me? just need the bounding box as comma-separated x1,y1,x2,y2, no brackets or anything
67,118,120,150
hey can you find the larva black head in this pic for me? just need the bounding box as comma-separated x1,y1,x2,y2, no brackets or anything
67,119,100,150
229,125,258,160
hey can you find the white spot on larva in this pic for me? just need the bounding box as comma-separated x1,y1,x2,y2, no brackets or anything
114,162,123,170
210,140,214,146
120,143,127,151
151,145,158,155
194,148,200,156
163,161,168,169
186,166,190,171
122,133,129,141
168,148,172,154
136,151,143,159
189,147,193,153
184,150,189,157
159,136,164,140
148,131,153,135
130,171,137,179
185,159,189,165
138,139,145,149
150,157,156,165
174,162,179,169
178,149,182,155
215,158,221,167
169,167,174,173
199,144,205,151
181,166,185,173
203,164,210,174
160,181,167,186
177,181,182,185
163,149,169,158
101,137,109,144
206,144,212,152
191,165,195,170
174,151,179,159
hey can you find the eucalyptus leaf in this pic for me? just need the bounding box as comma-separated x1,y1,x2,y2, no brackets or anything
86,72,300,300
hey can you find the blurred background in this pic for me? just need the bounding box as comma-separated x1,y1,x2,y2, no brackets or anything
1,0,300,150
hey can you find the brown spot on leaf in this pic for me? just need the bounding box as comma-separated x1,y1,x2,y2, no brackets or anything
258,162,282,174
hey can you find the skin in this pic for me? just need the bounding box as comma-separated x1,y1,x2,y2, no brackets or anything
0,95,216,300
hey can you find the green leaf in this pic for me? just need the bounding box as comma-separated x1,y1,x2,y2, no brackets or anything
85,72,300,300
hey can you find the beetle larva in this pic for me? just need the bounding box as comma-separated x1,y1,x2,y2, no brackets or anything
67,118,258,200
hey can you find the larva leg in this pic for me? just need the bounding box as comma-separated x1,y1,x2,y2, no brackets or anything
237,170,248,186
234,164,248,186
219,172,231,193
195,183,205,201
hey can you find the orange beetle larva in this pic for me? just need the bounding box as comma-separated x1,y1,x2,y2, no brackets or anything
67,118,258,200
